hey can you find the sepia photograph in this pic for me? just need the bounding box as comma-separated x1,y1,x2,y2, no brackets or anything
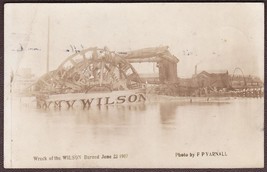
4,3,264,168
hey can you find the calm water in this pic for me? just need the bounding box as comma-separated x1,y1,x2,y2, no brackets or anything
8,98,264,168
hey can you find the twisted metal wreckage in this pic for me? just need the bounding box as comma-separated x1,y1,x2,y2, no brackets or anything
34,46,179,108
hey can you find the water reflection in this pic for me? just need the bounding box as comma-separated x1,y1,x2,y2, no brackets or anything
76,103,147,125
158,101,230,126
11,98,264,167
159,102,177,125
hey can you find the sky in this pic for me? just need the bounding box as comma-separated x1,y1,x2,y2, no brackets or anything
4,3,264,80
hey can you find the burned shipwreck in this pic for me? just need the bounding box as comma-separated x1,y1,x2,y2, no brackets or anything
34,46,179,108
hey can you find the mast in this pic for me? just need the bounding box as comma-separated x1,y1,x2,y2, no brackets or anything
46,17,50,73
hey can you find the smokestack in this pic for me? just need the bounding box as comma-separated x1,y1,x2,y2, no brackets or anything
195,65,197,75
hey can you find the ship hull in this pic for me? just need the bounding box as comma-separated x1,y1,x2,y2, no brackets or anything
37,88,146,108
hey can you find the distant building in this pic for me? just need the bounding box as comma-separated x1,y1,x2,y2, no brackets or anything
12,68,37,94
17,68,34,78
192,70,230,90
230,75,263,89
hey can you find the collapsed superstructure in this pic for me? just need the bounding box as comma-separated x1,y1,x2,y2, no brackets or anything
118,46,179,84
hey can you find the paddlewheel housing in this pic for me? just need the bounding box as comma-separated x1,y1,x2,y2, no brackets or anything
35,47,143,94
